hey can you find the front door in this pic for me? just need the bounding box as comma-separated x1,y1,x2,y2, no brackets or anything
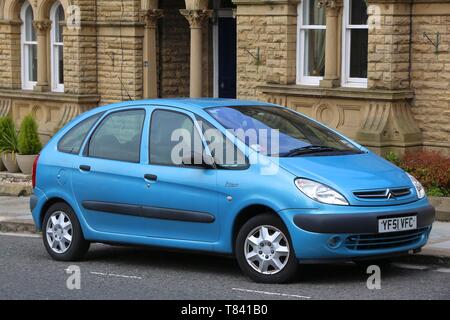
216,15,237,98
140,108,220,242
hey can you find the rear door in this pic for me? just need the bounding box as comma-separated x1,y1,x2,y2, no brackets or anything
71,107,149,235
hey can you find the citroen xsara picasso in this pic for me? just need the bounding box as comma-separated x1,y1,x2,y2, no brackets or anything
31,99,435,283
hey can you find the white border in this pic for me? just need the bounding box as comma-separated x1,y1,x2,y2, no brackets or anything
50,2,64,93
20,1,37,90
341,0,368,88
296,1,326,86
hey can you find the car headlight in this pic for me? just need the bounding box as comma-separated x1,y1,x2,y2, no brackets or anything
295,178,349,206
407,173,426,199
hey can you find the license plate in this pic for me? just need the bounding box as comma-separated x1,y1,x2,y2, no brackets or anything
378,216,417,233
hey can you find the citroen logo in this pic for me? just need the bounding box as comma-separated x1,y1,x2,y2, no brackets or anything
385,189,395,199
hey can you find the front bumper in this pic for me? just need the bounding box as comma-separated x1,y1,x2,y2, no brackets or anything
280,198,435,261
293,204,435,234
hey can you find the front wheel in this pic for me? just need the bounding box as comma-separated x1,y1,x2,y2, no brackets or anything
42,202,90,261
235,214,298,283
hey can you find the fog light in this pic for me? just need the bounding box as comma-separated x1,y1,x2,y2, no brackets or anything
327,236,342,249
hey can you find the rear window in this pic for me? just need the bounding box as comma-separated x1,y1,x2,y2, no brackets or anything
58,113,102,155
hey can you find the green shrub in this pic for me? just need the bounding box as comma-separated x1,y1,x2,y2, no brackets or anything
0,117,6,151
385,151,400,166
0,117,19,154
401,150,450,197
18,115,42,155
385,150,450,197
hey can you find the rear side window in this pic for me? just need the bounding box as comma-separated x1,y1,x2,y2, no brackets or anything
58,113,102,155
87,109,145,163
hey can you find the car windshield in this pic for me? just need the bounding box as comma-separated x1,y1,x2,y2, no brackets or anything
206,106,362,157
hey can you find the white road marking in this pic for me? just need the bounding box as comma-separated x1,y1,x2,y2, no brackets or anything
435,268,450,273
90,271,143,280
232,287,311,299
392,263,430,271
0,232,40,238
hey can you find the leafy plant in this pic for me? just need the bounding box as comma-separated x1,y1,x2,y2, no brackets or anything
385,151,400,166
385,150,450,197
18,115,42,155
0,117,6,152
0,117,19,154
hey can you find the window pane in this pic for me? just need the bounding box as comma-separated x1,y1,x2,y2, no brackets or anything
350,0,368,25
303,0,325,25
350,29,368,78
25,6,36,42
28,44,37,82
58,113,102,154
304,29,325,77
88,110,145,162
197,118,247,168
56,5,64,43
207,106,360,157
58,45,64,84
150,110,197,166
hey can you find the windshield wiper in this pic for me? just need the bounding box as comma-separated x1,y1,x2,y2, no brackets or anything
282,145,341,157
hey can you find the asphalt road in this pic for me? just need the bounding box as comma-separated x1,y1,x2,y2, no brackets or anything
1,233,449,300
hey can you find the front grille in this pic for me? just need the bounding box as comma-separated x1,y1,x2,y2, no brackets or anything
345,227,429,251
353,188,411,200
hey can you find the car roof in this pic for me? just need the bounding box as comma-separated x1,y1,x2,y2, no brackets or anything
91,98,278,114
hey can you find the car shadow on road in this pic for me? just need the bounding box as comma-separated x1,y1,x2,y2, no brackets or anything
80,243,409,284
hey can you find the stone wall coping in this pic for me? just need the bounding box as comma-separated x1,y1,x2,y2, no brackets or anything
259,84,414,101
0,89,100,104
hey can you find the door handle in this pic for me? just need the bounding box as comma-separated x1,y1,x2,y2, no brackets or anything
79,165,91,172
144,174,158,181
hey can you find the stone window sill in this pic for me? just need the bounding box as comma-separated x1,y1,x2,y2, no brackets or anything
258,84,414,102
0,89,100,103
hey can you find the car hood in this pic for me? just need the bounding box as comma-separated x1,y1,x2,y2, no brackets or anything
277,152,418,206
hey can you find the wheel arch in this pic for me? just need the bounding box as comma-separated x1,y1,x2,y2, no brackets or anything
39,197,72,227
231,204,286,253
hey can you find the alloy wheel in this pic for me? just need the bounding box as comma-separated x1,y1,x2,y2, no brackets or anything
46,211,73,254
244,225,290,275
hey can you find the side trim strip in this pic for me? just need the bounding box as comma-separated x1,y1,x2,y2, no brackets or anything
82,201,215,223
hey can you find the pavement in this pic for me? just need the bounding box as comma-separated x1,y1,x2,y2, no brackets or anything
0,195,449,262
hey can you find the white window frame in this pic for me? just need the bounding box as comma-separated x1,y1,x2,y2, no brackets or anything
341,0,368,88
296,1,326,86
20,1,37,90
50,2,64,93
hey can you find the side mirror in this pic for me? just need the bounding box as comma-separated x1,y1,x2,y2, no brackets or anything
182,151,216,169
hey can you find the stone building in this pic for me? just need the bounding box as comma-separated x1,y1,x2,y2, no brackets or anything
0,0,449,155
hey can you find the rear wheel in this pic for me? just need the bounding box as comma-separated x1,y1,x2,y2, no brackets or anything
235,214,298,283
42,202,90,261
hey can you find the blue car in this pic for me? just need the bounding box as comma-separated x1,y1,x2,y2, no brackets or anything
30,99,435,283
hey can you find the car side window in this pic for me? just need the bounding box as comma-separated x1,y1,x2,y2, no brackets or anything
87,109,145,163
58,113,103,155
150,109,201,166
197,118,248,169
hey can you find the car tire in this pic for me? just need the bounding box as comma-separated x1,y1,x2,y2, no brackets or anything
235,213,298,283
42,202,90,261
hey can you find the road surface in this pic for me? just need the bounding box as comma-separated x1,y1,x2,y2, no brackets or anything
1,233,449,300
